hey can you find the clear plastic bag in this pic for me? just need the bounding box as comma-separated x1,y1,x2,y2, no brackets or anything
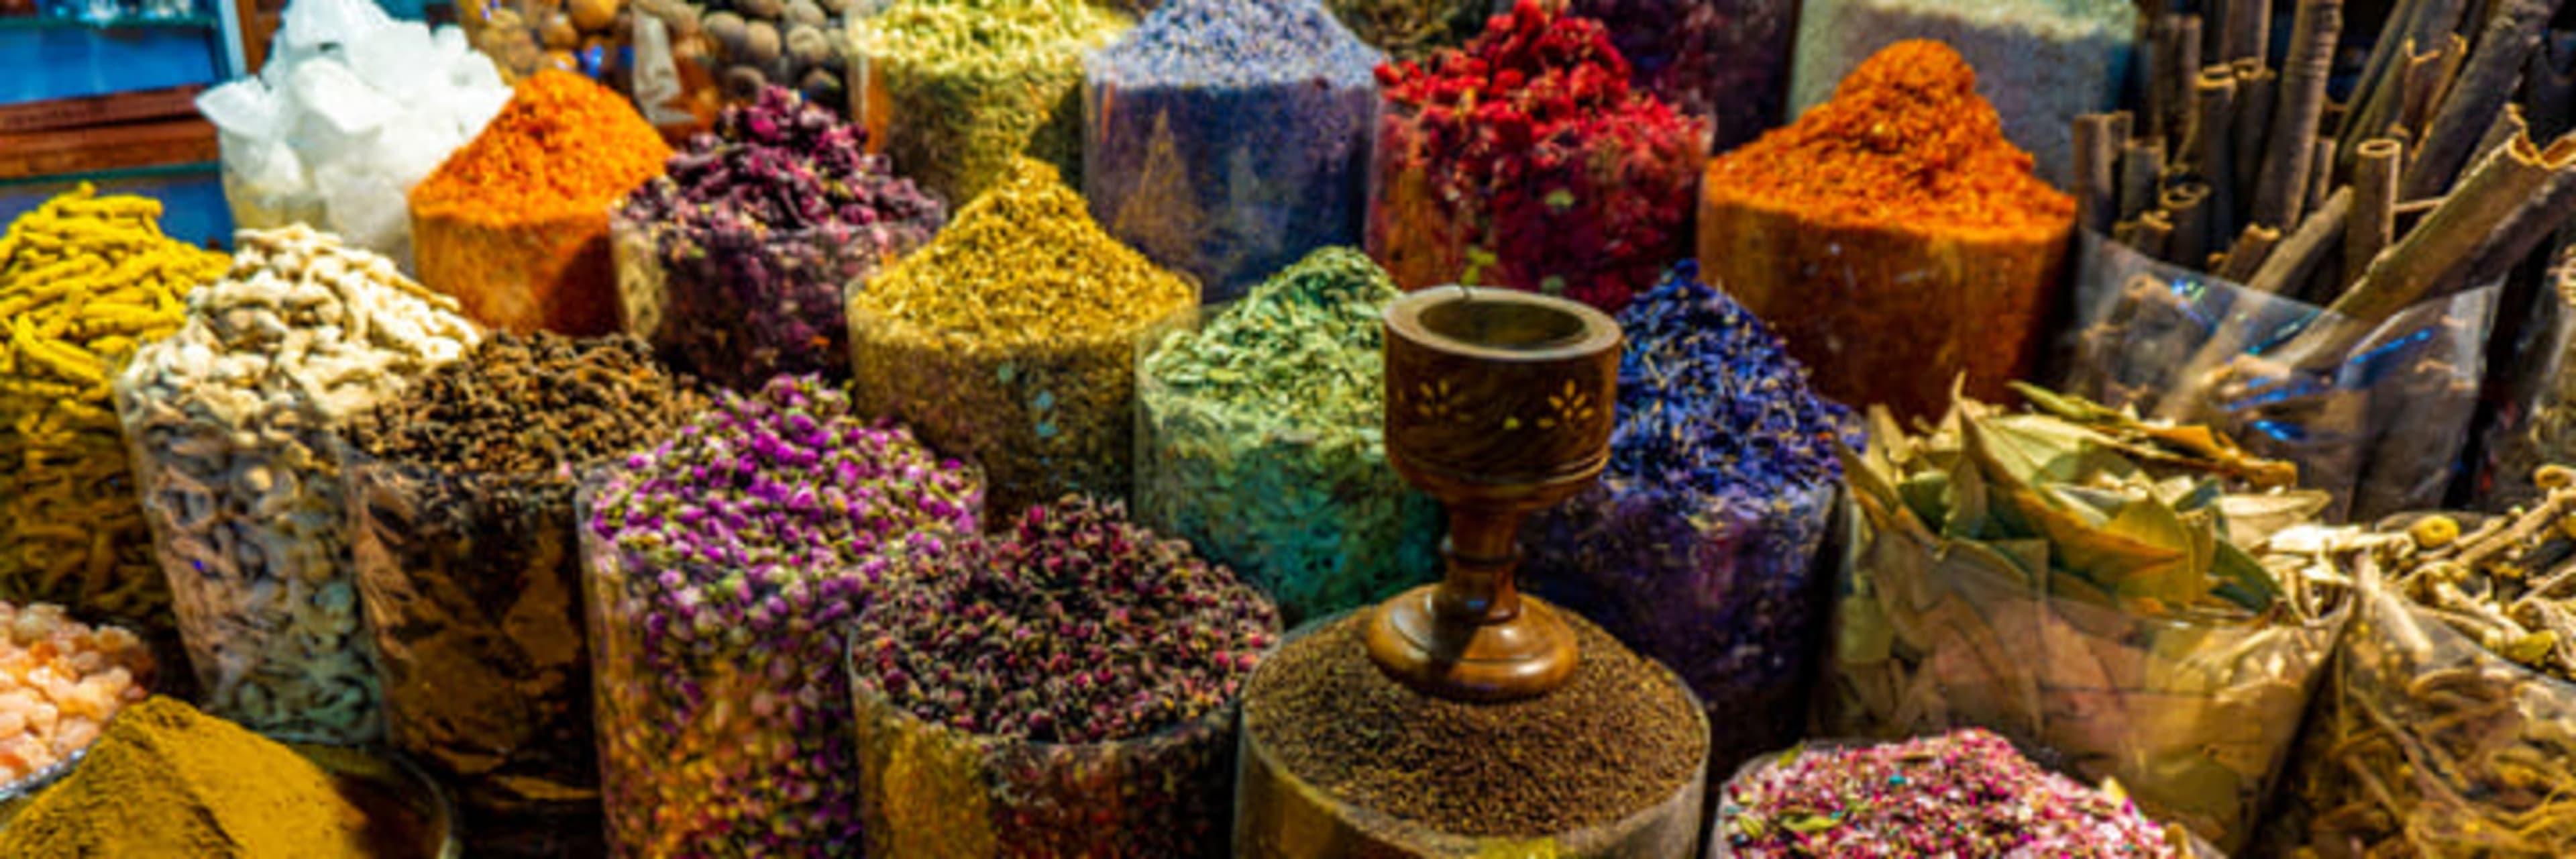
577,472,877,856
612,211,906,390
1080,28,1380,301
345,448,600,855
2271,564,2576,856
847,660,1240,857
1524,477,1839,771
2468,251,2576,510
2061,232,2501,521
1788,0,2136,187
1823,488,2350,852
1132,303,1440,624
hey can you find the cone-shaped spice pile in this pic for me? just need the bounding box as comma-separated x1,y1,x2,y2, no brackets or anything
1699,40,2072,419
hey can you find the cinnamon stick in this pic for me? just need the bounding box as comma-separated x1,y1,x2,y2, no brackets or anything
2190,68,2239,242
2157,15,2204,146
2396,36,2465,144
2233,60,2277,209
2257,0,2342,229
2165,182,2213,265
2222,0,2273,65
2306,138,2339,217
2474,104,2531,168
2451,162,2576,291
2135,211,2177,262
2074,113,2123,234
2333,131,2576,324
2343,0,2470,155
2218,223,2286,283
2118,138,2167,223
2249,187,2353,297
2348,138,2403,293
2528,32,2576,138
2402,0,2564,199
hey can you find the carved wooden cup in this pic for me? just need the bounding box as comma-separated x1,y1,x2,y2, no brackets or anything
1366,285,1623,701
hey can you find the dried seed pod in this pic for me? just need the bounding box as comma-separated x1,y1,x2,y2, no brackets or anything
570,0,621,32
786,0,823,27
784,22,830,70
703,11,749,54
743,19,783,66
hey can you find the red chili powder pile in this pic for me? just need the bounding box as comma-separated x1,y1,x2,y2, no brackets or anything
411,70,673,222
1703,40,2071,236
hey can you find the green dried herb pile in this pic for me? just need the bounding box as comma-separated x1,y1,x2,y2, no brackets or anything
1135,248,1438,621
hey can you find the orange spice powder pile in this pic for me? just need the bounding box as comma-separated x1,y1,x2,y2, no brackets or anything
411,70,673,222
1704,40,2071,235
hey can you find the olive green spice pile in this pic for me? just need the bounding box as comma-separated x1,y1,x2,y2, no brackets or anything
855,0,1129,203
1136,248,1438,621
1244,613,1705,836
848,157,1195,519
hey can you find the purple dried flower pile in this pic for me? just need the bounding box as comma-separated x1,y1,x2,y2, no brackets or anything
615,87,947,390
853,495,1279,744
846,495,1279,856
580,374,981,856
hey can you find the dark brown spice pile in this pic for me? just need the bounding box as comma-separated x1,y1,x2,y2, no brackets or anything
1243,611,1705,836
346,332,708,472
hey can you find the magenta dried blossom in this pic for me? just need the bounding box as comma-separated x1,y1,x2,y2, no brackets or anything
1719,729,2180,857
580,374,981,856
853,495,1279,745
613,86,947,391
847,495,1278,857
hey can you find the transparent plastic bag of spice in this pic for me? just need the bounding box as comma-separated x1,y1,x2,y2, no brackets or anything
343,446,602,856
1787,0,2136,188
850,15,1104,209
1523,476,1838,771
1506,0,1797,152
1131,305,1440,625
1822,488,2351,852
1233,613,1711,858
575,472,876,856
2465,252,2576,511
1080,46,1378,303
2060,232,2501,522
0,404,191,689
847,652,1239,858
113,383,385,744
1363,97,1707,313
612,209,904,391
2269,561,2576,856
1709,738,2230,858
849,303,1180,523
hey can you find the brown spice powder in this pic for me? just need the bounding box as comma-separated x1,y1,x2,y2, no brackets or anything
1242,611,1705,838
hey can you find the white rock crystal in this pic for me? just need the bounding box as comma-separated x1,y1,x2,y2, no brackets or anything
199,0,513,272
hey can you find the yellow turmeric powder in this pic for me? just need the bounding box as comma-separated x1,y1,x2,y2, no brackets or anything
0,185,227,639
0,697,370,858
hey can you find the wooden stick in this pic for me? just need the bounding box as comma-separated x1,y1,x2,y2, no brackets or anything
2218,223,2286,283
2074,113,2123,235
2348,138,2404,292
2249,187,2353,296
2402,0,2564,200
2334,132,2576,323
2223,0,2273,65
2233,60,2277,208
2190,68,2240,243
2257,0,2343,229
2118,138,2167,223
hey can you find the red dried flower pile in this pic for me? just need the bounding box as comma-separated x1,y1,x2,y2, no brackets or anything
1364,0,1707,313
